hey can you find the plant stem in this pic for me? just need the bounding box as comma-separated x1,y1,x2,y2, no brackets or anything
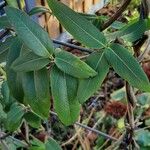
101,0,132,31
49,111,121,142
52,39,93,53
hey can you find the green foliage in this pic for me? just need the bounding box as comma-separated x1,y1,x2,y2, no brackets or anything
6,103,25,131
6,37,24,102
22,68,50,119
47,0,106,49
135,130,150,148
5,7,54,57
28,6,51,16
0,37,14,63
50,65,80,125
45,138,62,150
76,51,109,103
24,112,41,128
5,0,18,8
12,51,50,72
0,1,150,149
105,43,150,92
54,48,97,78
108,18,150,42
0,16,11,29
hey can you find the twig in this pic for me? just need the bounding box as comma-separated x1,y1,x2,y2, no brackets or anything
74,124,87,150
52,39,93,53
75,122,118,141
101,0,131,31
61,132,78,146
50,111,119,142
138,39,150,62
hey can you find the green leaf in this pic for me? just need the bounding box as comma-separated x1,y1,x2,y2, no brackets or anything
1,81,14,111
105,43,150,92
76,51,109,103
0,37,14,63
107,18,150,42
5,7,54,57
0,103,7,121
6,37,24,102
22,68,50,119
28,6,51,16
54,49,97,78
6,103,25,131
50,65,80,125
45,138,62,150
6,0,18,8
135,130,150,147
0,16,12,29
11,51,50,72
24,112,41,128
47,0,106,49
137,93,150,106
121,19,150,42
30,137,45,150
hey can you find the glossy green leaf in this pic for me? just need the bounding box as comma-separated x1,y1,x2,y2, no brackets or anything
24,112,41,128
0,37,14,63
28,6,51,16
47,0,106,49
22,68,50,119
105,43,150,92
6,37,24,102
0,16,11,29
54,49,97,78
50,65,80,125
5,7,54,57
107,18,150,42
45,138,62,150
121,19,150,42
11,51,50,72
76,51,109,103
6,103,25,131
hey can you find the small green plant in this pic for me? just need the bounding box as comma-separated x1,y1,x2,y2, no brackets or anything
0,0,150,149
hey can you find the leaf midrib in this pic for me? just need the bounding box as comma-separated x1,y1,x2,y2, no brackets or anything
11,11,50,56
108,47,142,83
13,57,49,70
53,2,106,48
122,21,145,38
56,57,91,76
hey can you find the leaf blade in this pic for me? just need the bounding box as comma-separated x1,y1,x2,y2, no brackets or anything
76,51,109,103
54,49,97,78
50,65,80,125
12,52,50,72
45,138,62,150
47,0,106,49
6,103,25,131
22,68,50,119
105,43,150,92
5,7,54,57
6,37,24,102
